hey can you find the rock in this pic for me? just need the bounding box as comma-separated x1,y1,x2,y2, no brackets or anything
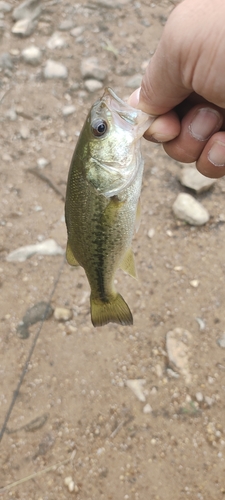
54,307,73,322
6,238,64,262
84,79,103,92
0,1,12,12
195,392,204,402
143,403,152,414
217,334,225,348
172,193,209,226
126,73,142,89
81,57,106,81
12,0,42,21
126,379,146,402
90,0,130,7
190,279,199,288
21,45,42,65
43,59,68,79
58,19,74,31
166,327,193,384
179,166,216,193
0,52,13,70
6,108,17,121
20,125,29,139
70,26,84,38
37,157,49,168
62,104,76,116
147,228,155,239
47,32,67,50
12,18,37,37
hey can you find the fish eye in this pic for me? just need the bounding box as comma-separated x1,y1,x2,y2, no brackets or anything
91,119,108,137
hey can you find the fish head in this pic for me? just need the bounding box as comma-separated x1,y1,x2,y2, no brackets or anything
83,88,154,197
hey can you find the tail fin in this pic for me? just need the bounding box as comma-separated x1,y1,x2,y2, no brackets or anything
91,293,133,327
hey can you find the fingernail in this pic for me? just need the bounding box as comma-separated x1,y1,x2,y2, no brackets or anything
208,140,225,167
189,108,221,141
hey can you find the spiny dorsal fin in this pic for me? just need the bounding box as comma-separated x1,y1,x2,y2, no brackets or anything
66,241,80,266
91,293,133,327
120,247,137,279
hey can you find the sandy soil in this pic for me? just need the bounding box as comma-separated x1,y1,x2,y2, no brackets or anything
0,1,225,499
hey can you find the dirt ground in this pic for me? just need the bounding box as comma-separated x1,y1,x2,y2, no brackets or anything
1,1,225,499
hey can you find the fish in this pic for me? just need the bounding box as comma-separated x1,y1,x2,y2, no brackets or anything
65,87,152,327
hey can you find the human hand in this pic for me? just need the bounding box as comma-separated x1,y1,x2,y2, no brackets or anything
128,0,225,178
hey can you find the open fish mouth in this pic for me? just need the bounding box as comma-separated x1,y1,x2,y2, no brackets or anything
102,87,155,138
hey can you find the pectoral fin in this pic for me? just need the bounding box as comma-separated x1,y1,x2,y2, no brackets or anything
66,241,80,266
120,248,137,279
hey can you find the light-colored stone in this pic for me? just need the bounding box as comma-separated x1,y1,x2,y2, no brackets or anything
62,105,76,116
179,166,216,193
70,26,84,38
84,79,103,92
12,18,37,37
172,193,209,226
6,239,64,262
58,19,74,31
43,59,68,79
143,403,152,414
0,1,12,12
0,52,13,69
217,334,225,348
47,32,67,49
37,157,49,169
166,327,193,384
81,57,106,81
54,307,73,322
12,0,41,21
21,45,42,65
126,379,146,402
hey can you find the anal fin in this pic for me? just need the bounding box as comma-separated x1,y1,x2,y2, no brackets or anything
120,248,137,279
66,241,80,266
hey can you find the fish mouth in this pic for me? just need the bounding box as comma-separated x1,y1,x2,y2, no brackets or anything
102,87,155,138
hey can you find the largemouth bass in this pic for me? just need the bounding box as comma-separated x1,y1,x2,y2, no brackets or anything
65,88,152,327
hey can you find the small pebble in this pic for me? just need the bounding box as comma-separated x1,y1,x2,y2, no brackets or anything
21,45,42,65
195,392,204,402
166,327,192,384
126,379,146,402
54,307,73,322
84,79,103,92
58,19,74,31
44,59,68,80
143,403,152,414
37,157,49,169
172,193,209,226
179,166,216,194
70,26,84,37
0,2,12,13
217,334,225,348
12,18,37,37
12,0,42,21
190,279,199,288
62,105,76,117
147,228,155,238
47,32,66,49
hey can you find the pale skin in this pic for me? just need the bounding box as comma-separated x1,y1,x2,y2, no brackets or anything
128,0,225,179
